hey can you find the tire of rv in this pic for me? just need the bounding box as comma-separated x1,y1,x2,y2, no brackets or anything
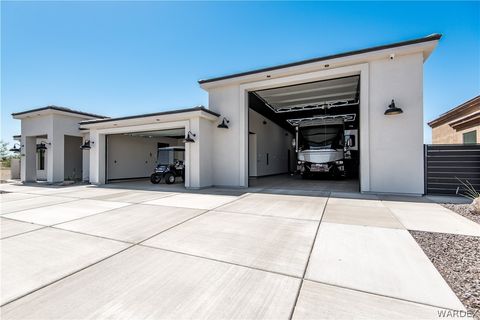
165,172,176,184
330,166,342,179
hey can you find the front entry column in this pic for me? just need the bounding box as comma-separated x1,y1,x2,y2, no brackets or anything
187,117,214,189
89,132,106,184
21,136,37,182
47,133,64,183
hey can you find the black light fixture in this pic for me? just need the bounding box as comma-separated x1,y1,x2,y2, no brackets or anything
183,131,196,143
384,99,403,115
217,117,230,129
80,140,94,150
9,144,21,153
36,141,51,151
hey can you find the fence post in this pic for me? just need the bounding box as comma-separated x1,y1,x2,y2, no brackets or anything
424,144,428,195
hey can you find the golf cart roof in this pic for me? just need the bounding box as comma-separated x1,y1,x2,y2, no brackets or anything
158,146,185,151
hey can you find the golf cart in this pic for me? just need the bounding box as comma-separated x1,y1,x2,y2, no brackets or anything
150,146,185,184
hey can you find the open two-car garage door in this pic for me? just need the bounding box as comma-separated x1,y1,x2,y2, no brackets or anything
106,128,185,182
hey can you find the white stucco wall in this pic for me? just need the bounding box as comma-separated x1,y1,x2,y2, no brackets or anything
106,134,182,180
368,53,424,194
205,48,430,194
18,113,93,183
82,133,90,182
248,109,293,176
19,115,51,182
208,85,243,186
85,110,218,188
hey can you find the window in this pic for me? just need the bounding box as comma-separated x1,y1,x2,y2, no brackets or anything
463,131,477,144
37,149,45,170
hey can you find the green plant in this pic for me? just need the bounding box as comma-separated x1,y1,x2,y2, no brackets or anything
0,140,8,161
456,177,480,200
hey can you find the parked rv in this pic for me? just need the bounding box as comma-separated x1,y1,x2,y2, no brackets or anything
293,117,356,178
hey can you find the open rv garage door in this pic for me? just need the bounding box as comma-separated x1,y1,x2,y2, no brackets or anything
106,128,185,182
248,75,360,192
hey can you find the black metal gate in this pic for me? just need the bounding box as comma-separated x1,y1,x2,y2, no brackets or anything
424,144,480,195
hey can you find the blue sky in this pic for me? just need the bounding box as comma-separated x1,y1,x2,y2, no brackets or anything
1,1,479,146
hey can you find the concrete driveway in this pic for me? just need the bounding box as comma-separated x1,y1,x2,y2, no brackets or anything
1,183,479,319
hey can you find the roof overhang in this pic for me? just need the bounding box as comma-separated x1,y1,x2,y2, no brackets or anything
79,106,219,130
428,95,480,128
199,34,441,89
12,106,107,120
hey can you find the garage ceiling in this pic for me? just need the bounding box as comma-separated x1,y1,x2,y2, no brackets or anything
254,75,360,113
123,128,185,139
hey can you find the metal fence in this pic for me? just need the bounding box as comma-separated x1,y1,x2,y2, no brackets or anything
424,144,480,195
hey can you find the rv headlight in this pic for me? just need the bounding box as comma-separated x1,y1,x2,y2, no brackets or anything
335,160,343,165
298,161,302,165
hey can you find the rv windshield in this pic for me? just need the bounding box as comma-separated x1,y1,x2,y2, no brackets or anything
299,125,343,150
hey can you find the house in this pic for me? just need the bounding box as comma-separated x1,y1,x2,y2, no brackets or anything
11,34,441,195
428,95,480,144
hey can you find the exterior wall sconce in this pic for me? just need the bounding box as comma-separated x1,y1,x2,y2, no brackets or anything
384,99,403,115
183,131,196,143
80,140,94,150
217,118,230,129
36,141,51,151
9,144,21,153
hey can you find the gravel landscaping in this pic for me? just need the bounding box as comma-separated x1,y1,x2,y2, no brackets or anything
442,203,480,225
410,229,480,319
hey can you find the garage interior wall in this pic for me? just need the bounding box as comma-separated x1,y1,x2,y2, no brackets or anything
248,109,295,177
107,135,183,180
64,135,83,180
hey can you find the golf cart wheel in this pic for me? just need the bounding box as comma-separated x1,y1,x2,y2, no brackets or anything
164,173,175,184
150,174,161,184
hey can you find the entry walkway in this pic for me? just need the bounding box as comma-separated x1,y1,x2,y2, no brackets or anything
1,182,478,319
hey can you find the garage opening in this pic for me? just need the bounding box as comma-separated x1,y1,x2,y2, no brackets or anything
105,128,186,186
248,75,360,192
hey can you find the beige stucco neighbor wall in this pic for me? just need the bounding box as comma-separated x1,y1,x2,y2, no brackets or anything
432,123,480,144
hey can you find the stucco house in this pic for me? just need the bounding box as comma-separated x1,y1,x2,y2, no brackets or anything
428,95,480,144
11,34,441,195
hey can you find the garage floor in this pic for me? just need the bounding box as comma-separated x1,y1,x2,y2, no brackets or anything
249,174,359,193
1,183,478,319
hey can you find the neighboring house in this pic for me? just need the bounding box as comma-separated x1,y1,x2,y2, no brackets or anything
11,34,441,195
428,95,480,144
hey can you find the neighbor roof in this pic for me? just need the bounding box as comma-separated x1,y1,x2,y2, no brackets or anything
12,105,107,119
428,95,480,128
79,106,220,125
198,34,442,84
